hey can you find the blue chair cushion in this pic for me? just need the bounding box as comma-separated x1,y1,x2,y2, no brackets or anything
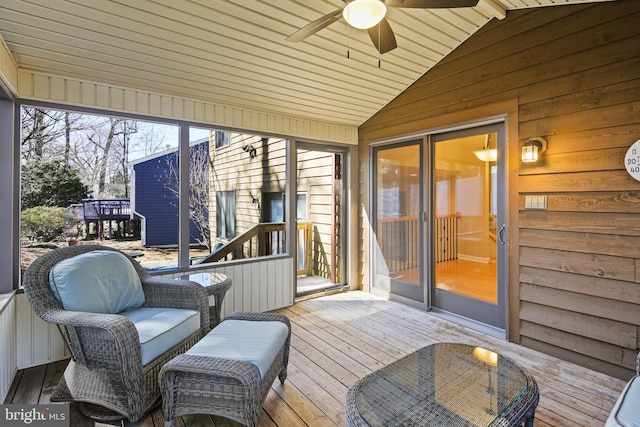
49,250,144,313
606,376,640,427
186,319,289,379
120,307,201,366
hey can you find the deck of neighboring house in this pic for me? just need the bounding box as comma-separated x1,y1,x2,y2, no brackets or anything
71,198,139,240
5,291,625,426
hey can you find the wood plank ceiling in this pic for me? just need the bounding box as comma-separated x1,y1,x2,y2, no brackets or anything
0,0,614,127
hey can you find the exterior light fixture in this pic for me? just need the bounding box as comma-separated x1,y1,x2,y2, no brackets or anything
521,137,548,163
343,0,387,30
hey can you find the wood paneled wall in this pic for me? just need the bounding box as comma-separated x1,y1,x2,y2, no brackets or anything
358,0,640,379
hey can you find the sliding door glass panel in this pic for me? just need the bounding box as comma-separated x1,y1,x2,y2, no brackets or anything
373,141,423,302
432,124,505,329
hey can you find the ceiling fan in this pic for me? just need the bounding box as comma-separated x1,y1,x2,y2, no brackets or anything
286,0,480,54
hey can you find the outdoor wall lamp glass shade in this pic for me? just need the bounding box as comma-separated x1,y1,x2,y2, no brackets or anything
521,137,548,163
343,0,387,29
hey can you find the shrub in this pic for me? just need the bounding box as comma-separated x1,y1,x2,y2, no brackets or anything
21,159,88,209
21,206,77,242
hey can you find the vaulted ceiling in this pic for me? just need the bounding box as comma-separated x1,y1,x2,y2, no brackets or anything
0,0,613,127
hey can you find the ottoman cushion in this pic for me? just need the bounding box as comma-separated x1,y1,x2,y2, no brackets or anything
185,319,289,378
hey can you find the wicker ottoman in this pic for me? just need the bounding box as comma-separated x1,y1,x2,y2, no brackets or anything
159,311,291,427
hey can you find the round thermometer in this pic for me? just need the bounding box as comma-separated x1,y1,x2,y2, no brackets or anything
625,139,640,182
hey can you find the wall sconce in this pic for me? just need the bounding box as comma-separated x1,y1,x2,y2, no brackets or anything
251,196,260,208
521,137,547,163
242,144,257,159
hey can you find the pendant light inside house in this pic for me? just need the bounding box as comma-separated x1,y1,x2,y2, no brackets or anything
473,135,497,162
343,0,387,29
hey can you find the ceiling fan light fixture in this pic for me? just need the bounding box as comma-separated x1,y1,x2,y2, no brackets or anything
343,0,387,30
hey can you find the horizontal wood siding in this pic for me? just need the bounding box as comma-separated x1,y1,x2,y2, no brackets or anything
298,150,339,281
358,0,640,379
211,136,341,282
210,135,286,245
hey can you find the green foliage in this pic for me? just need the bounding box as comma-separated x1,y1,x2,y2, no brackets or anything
21,206,78,242
21,159,89,209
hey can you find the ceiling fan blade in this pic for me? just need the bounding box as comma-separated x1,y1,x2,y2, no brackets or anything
286,9,344,42
368,18,397,54
386,0,479,8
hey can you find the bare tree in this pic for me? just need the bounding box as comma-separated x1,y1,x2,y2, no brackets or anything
165,142,212,251
22,106,173,202
115,120,138,198
21,107,78,161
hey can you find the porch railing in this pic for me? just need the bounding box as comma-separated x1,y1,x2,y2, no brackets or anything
377,214,458,273
198,222,313,268
435,214,458,263
377,216,420,274
70,198,138,239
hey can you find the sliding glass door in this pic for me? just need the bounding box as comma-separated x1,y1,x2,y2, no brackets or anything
431,124,506,330
370,122,507,332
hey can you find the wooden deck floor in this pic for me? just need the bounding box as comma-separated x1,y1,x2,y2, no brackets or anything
5,291,626,426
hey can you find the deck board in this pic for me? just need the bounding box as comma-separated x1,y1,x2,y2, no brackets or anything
5,291,626,426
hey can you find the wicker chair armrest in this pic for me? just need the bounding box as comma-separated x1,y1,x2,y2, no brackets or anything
141,277,210,332
46,310,142,372
45,308,132,331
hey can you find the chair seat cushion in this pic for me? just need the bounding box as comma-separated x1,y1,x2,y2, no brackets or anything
121,307,200,366
49,250,144,313
606,376,640,427
186,319,289,379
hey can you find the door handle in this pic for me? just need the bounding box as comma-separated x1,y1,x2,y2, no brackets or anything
498,224,506,245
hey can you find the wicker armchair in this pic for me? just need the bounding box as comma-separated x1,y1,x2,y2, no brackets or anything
22,244,210,423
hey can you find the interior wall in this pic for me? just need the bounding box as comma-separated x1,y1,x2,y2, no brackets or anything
358,0,640,380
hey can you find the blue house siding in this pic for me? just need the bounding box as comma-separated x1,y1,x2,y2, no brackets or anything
131,141,209,247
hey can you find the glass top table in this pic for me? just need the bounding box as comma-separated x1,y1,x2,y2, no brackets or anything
346,343,539,427
176,272,231,327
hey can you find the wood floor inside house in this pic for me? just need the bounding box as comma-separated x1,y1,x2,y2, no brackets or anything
390,258,497,303
435,258,497,304
5,291,625,426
